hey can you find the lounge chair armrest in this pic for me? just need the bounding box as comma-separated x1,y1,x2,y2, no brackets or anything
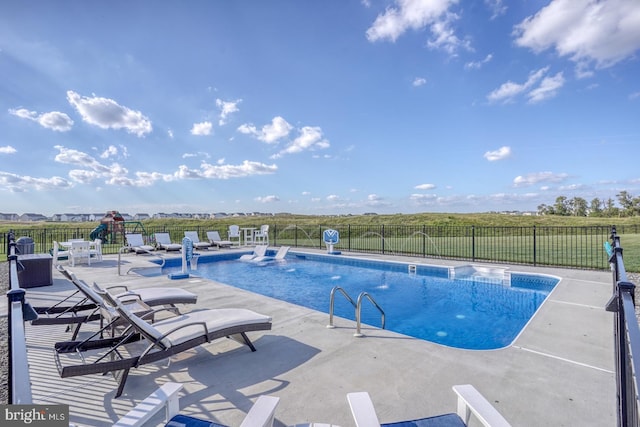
347,392,382,427
239,395,280,427
138,307,180,321
106,285,130,293
159,321,209,341
113,382,183,427
452,384,511,427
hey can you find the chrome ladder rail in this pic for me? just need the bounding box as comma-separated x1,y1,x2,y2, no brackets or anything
327,286,386,337
354,292,386,337
327,286,356,329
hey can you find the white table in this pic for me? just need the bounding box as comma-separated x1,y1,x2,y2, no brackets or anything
240,227,257,246
60,240,99,266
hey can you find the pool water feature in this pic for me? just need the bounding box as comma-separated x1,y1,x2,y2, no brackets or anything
161,253,558,350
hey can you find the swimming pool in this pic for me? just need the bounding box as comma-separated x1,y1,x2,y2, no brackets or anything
160,252,558,350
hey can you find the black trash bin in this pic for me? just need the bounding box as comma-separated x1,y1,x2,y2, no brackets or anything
16,236,35,254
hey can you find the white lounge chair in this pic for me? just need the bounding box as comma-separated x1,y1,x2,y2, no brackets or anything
184,231,212,250
155,232,182,251
126,233,155,254
228,225,241,247
36,266,198,339
239,245,268,261
347,385,511,427
252,246,290,263
207,230,233,249
54,288,272,397
112,382,280,427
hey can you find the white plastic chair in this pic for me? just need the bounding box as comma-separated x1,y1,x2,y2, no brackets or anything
52,241,71,270
228,225,241,247
254,225,270,245
70,241,91,266
89,239,103,262
112,382,280,427
347,385,511,427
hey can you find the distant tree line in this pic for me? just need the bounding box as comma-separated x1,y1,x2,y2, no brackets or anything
537,191,640,217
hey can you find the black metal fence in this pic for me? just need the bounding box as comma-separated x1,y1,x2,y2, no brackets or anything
0,224,621,270
606,227,640,427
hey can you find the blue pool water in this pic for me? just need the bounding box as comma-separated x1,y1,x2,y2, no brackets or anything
161,253,558,350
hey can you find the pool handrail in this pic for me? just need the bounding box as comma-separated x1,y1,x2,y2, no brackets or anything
354,292,386,337
327,286,386,337
327,286,357,329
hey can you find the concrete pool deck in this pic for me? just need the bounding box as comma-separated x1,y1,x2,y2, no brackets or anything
21,249,615,426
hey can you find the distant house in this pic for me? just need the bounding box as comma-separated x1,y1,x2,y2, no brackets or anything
0,213,19,221
57,213,83,222
18,213,49,222
133,213,151,220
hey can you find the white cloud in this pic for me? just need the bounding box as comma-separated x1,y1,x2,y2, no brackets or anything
527,72,565,103
216,98,241,126
69,169,104,184
0,146,17,154
100,145,119,159
487,67,564,103
326,194,341,201
9,108,73,132
272,126,330,158
255,195,280,203
485,0,506,19
484,146,511,161
366,194,391,207
366,0,469,55
413,77,427,86
414,183,436,190
514,0,640,70
66,91,152,137
54,145,112,175
191,121,213,136
238,116,293,143
464,53,493,70
409,193,438,205
558,183,585,191
0,171,73,192
513,171,569,187
426,12,471,54
196,160,278,179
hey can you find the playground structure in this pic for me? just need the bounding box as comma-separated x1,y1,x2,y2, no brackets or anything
89,211,148,244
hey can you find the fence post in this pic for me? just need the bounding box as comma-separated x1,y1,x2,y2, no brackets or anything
533,225,537,266
471,226,475,261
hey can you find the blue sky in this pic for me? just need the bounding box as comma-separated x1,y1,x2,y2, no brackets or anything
1,0,639,216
